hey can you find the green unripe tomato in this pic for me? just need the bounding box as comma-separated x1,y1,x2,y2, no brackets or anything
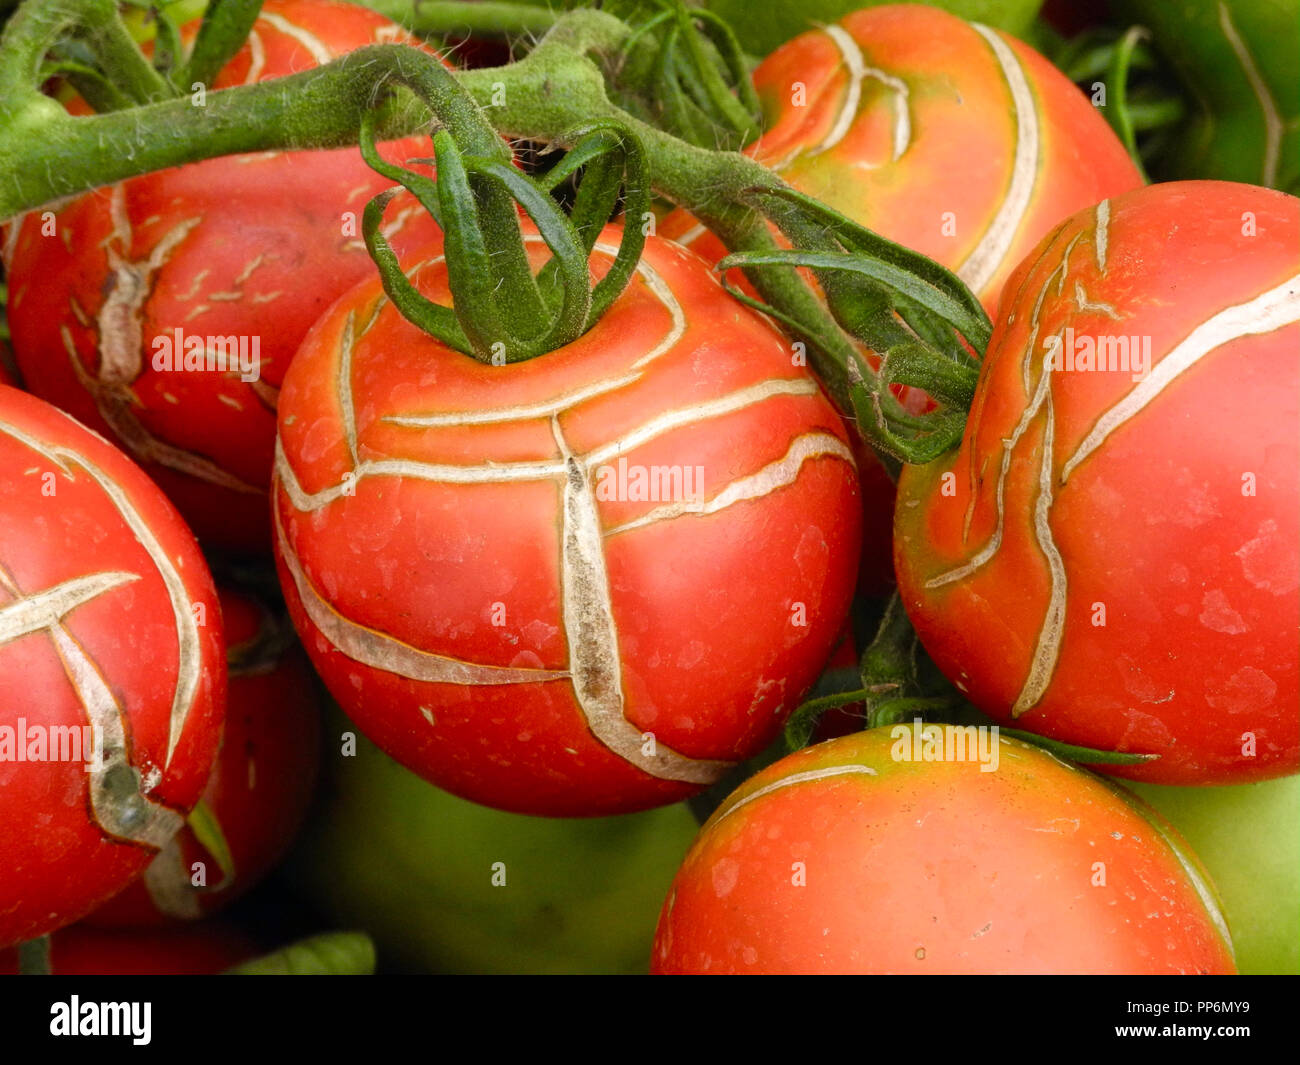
1126,775,1300,975
287,713,701,974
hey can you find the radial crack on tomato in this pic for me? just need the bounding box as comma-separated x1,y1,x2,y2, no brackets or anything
895,180,1300,785
273,228,862,816
0,388,225,948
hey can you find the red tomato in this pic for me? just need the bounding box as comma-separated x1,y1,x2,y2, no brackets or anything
273,230,863,817
0,922,258,975
894,181,1300,784
652,727,1236,974
2,0,443,553
90,587,321,925
661,4,1143,596
0,386,226,948
660,4,1143,316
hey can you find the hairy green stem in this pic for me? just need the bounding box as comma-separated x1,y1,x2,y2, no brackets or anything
0,6,860,411
362,0,559,38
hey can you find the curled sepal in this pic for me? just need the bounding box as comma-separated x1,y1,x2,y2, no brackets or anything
999,729,1160,767
756,186,991,352
717,185,990,464
358,108,443,230
362,188,471,353
537,121,651,323
783,687,870,752
617,0,761,151
361,114,652,364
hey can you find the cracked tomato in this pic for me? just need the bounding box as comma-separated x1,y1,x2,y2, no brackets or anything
894,181,1300,784
652,727,1236,974
0,386,226,949
2,0,443,553
273,229,862,817
662,3,1143,316
90,587,320,925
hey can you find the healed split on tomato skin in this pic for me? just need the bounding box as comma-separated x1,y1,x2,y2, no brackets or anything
661,3,1143,314
0,386,227,950
89,587,321,927
272,229,863,818
652,728,1237,975
1,0,444,554
895,181,1300,786
660,3,1143,594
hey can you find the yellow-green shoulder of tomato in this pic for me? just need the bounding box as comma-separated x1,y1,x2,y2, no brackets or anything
286,713,700,975
1126,775,1300,976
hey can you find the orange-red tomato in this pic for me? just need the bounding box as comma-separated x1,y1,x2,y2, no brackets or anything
3,0,443,553
273,231,862,816
0,386,226,949
662,4,1143,597
661,4,1143,316
652,728,1237,974
90,588,320,925
894,181,1300,785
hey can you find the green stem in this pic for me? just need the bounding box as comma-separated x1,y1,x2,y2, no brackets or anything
362,0,559,38
69,0,174,103
179,0,265,90
0,6,858,413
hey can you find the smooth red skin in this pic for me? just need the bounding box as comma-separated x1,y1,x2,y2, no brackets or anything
0,387,226,949
4,0,443,553
0,922,258,975
274,231,862,816
895,181,1300,785
90,589,321,925
652,729,1236,974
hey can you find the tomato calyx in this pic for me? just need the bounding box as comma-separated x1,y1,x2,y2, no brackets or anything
611,1,761,152
359,75,651,362
718,185,991,465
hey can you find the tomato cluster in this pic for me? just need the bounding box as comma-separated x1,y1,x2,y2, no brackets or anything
0,0,1295,980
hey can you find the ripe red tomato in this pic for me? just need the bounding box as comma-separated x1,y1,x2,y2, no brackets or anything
661,3,1143,315
90,587,321,925
2,0,443,553
0,922,259,975
894,181,1300,784
652,727,1237,974
273,230,863,816
0,386,226,949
